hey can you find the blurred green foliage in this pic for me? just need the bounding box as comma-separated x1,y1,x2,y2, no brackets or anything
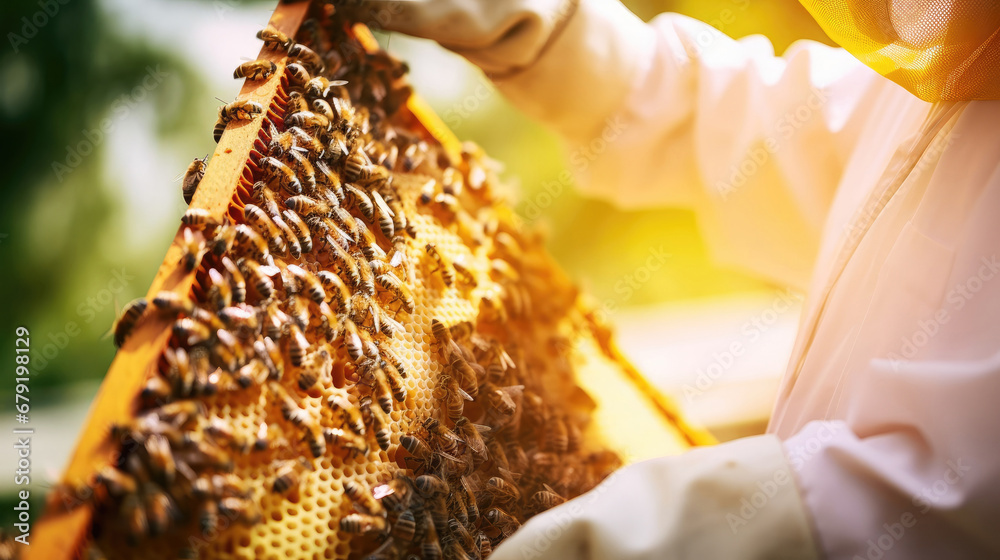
0,0,832,404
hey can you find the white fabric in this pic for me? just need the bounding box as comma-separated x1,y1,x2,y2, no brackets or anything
496,435,819,560
373,0,1000,558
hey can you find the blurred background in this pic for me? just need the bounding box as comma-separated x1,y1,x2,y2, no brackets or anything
0,0,832,525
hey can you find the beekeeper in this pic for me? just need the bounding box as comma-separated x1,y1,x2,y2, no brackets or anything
352,0,1000,557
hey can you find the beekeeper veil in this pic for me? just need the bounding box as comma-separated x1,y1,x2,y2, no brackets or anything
799,0,1000,101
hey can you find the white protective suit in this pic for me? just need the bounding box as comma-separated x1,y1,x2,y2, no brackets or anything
359,0,1000,558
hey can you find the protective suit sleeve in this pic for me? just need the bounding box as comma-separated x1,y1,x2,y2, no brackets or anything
489,434,820,560
493,0,901,289
361,0,914,288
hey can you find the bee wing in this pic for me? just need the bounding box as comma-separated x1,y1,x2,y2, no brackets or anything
258,264,281,277
457,386,474,402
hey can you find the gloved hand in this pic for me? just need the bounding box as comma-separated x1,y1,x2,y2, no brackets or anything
342,0,579,77
489,435,820,560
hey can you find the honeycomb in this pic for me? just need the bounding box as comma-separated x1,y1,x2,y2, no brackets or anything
28,3,705,560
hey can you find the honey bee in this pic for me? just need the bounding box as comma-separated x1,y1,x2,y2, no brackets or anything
233,358,266,388
284,63,311,88
487,476,521,505
339,513,386,535
316,270,351,312
424,244,455,286
286,264,326,304
257,26,292,51
343,149,371,183
287,149,317,194
180,227,205,272
272,212,301,258
391,510,416,542
459,476,480,523
452,259,477,287
220,256,246,304
421,417,462,457
254,337,283,381
288,42,325,74
122,493,148,545
421,516,443,560
281,209,313,254
143,483,177,537
238,258,275,299
233,224,270,261
151,290,194,316
532,485,566,510
327,237,362,288
95,466,137,497
453,417,490,459
213,119,227,143
254,422,270,451
197,499,218,536
365,362,395,414
450,355,479,398
483,382,523,420
207,268,232,311
140,375,172,403
287,323,310,367
269,381,309,427
342,318,364,363
285,110,329,133
219,99,263,124
210,221,236,256
182,156,207,205
344,183,374,221
113,298,147,348
262,300,293,340
381,360,407,404
297,347,330,391
154,400,205,429
323,427,369,456
181,208,213,227
261,156,302,195
218,496,262,526
484,508,520,537
315,160,345,201
326,394,365,435
312,98,334,121
343,480,384,516
330,206,361,241
475,532,492,558
304,76,328,98
284,195,329,216
542,414,569,454
367,398,392,451
233,59,277,81
355,222,387,262
369,190,395,239
373,476,412,513
413,473,448,497
271,459,307,495
144,434,176,484
286,91,309,120
439,374,471,423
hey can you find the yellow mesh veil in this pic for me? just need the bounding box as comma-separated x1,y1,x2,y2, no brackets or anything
799,0,1000,101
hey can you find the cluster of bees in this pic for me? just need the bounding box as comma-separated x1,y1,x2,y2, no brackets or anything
78,5,621,560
